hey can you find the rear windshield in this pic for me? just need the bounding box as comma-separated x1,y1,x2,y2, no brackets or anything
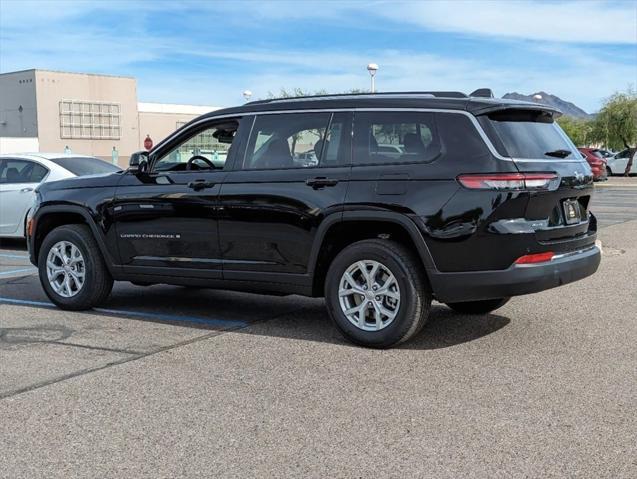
478,109,579,160
49,157,121,176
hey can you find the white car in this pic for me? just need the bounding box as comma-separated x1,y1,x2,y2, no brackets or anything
606,148,636,175
0,153,120,238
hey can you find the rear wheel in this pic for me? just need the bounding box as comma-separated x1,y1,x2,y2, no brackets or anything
606,166,613,177
445,298,510,315
324,239,431,349
38,224,113,310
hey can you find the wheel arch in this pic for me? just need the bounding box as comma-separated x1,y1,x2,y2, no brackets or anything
309,211,438,296
31,205,118,274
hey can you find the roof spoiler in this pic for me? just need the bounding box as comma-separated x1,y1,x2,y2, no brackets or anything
472,103,563,118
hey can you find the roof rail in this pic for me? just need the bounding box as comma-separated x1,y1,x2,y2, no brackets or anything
246,90,469,105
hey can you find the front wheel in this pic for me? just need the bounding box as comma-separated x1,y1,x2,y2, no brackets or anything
445,298,510,315
38,224,113,310
324,239,431,349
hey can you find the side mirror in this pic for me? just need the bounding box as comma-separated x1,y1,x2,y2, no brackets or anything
128,151,149,174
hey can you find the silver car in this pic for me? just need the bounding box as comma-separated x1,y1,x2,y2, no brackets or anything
0,153,120,238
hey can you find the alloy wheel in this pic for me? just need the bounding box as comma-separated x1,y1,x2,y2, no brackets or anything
338,260,400,331
46,241,86,298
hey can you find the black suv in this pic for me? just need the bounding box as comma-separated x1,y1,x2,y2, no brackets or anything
28,91,601,348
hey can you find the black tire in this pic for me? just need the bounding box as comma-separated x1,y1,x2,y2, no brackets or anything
445,297,510,315
606,166,613,177
38,224,113,310
324,239,431,349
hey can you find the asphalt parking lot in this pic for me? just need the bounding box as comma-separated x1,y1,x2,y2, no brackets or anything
1,179,636,478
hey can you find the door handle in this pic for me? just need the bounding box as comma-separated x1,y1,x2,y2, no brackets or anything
187,180,216,191
305,177,339,189
20,187,34,193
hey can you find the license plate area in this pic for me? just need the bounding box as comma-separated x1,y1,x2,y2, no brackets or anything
562,199,582,225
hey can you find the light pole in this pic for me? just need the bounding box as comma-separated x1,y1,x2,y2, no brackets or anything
367,63,378,93
243,90,253,102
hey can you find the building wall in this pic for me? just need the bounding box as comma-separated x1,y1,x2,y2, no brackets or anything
138,112,201,148
138,103,217,150
0,137,40,153
1,69,221,166
0,70,38,143
33,70,139,166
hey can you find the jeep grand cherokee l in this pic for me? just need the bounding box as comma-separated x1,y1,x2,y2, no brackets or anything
28,91,601,348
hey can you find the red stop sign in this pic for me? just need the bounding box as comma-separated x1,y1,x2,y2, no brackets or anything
144,134,153,151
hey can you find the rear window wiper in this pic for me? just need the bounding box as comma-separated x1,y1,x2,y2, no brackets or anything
544,149,572,158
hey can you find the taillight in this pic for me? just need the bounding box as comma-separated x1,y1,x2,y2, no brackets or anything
457,173,558,190
514,251,555,264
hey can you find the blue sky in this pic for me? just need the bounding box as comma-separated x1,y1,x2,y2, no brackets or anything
1,0,635,112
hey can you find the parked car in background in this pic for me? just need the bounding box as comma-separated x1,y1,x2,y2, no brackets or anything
606,148,637,176
0,153,120,238
596,149,615,159
578,148,608,181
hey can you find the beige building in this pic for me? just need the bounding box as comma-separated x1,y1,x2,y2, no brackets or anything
0,69,219,167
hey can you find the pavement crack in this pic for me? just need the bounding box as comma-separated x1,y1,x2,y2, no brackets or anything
49,341,145,355
0,304,311,401
0,325,242,401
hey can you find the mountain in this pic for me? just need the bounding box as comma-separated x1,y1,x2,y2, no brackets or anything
502,91,590,118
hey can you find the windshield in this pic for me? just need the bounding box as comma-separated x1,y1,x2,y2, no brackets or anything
49,156,121,176
479,109,580,160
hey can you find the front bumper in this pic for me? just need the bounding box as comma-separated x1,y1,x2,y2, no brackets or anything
429,245,601,303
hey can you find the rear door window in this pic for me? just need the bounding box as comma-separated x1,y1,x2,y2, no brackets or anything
478,109,580,160
352,111,440,165
243,112,331,169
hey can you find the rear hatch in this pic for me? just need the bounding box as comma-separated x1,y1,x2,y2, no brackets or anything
477,108,595,245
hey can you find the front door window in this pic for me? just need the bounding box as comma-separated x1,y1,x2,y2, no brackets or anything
153,122,238,172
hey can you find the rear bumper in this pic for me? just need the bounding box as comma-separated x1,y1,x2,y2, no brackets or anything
429,245,601,303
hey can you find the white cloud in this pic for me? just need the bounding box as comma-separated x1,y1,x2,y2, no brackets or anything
207,0,637,44
376,0,637,44
132,45,633,112
1,0,635,112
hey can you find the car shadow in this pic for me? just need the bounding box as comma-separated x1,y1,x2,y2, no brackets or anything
230,298,511,350
0,277,511,351
103,286,511,350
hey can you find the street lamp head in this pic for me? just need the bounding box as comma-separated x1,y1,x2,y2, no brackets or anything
533,94,543,100
243,90,253,101
367,63,379,76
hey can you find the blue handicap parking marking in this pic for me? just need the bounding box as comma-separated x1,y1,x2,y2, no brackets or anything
0,268,37,276
0,253,30,259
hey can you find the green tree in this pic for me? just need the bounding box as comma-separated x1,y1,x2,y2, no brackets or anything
557,116,594,147
265,87,369,99
592,89,637,175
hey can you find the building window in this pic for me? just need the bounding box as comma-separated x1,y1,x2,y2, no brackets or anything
59,100,121,139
